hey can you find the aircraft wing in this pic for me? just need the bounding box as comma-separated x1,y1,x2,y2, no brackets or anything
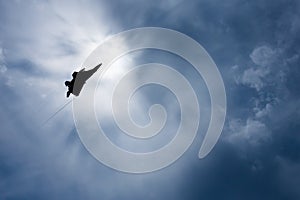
72,63,102,96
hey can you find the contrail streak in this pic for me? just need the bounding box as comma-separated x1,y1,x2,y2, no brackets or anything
42,99,73,126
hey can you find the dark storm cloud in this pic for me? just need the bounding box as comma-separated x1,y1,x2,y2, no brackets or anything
104,0,300,199
0,0,300,199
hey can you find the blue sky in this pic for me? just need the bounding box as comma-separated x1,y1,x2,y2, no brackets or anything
0,0,300,199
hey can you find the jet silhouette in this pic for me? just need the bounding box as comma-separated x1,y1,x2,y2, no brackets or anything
65,63,102,97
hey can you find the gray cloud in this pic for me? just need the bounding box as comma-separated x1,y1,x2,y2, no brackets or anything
250,45,279,67
1,0,300,199
0,51,7,75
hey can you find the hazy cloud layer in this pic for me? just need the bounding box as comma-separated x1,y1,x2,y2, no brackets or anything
0,0,300,200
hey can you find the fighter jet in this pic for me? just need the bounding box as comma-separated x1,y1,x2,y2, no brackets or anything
65,63,102,97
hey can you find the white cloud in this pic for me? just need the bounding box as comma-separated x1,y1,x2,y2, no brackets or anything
0,48,7,74
235,45,283,91
0,64,7,74
0,48,5,63
227,118,270,146
228,44,294,151
1,0,118,78
0,1,131,198
1,2,195,198
250,45,278,67
254,102,273,118
0,0,117,114
241,67,269,91
228,46,281,146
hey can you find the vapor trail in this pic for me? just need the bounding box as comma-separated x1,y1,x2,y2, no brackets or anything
42,99,73,126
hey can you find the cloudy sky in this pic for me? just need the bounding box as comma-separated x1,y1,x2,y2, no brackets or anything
0,0,300,199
